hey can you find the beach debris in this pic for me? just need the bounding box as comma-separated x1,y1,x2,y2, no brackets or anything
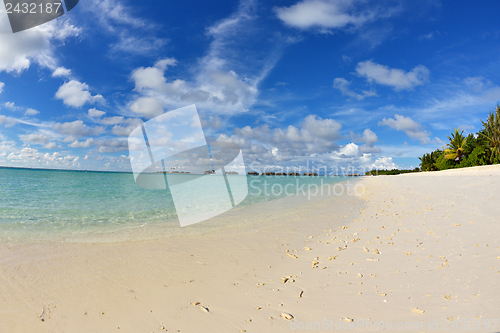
411,308,425,314
439,260,450,269
405,252,412,256
372,249,380,255
39,308,45,322
357,274,363,278
370,274,377,278
201,306,210,313
286,253,298,259
341,226,349,229
351,238,360,243
367,258,379,261
281,312,294,320
190,302,201,306
452,223,461,226
328,256,338,260
363,247,370,253
342,318,354,322
305,247,312,251
298,291,304,298
447,316,454,321
444,294,451,300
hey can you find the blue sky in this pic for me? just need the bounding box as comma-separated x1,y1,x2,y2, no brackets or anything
0,0,500,173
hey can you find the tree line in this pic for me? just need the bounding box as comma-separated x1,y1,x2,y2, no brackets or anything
419,104,500,171
366,104,500,175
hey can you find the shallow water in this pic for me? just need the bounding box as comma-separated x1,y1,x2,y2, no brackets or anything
0,167,353,242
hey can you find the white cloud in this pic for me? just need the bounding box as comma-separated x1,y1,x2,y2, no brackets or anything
129,96,165,118
88,108,106,118
24,108,40,116
97,116,125,125
69,138,94,148
55,80,104,108
111,124,140,137
52,67,72,78
217,114,343,162
0,82,4,93
350,128,379,146
0,16,80,73
4,102,20,110
370,156,398,170
275,0,399,31
378,114,431,144
131,58,176,91
68,137,128,152
5,145,80,168
333,77,377,100
356,60,430,91
0,115,17,127
52,120,105,137
42,142,61,149
19,133,50,143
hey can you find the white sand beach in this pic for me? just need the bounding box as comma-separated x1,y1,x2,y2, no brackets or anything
1,165,500,332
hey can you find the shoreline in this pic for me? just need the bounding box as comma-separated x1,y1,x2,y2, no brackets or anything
0,177,360,245
1,165,500,332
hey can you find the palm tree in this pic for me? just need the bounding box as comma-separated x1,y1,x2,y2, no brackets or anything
479,104,500,163
444,128,467,163
419,149,441,171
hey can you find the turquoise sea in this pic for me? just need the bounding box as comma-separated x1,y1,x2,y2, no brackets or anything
0,167,351,242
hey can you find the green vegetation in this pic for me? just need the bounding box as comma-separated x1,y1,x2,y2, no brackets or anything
366,104,500,176
365,168,419,176
418,104,500,172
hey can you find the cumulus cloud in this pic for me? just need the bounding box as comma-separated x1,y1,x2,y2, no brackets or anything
69,137,128,152
216,114,343,163
88,108,106,118
0,115,17,127
333,77,377,100
349,128,380,153
52,66,72,78
52,120,105,137
378,114,431,144
129,96,165,118
275,0,399,31
55,80,104,108
19,133,50,143
370,156,398,170
356,60,430,91
5,146,80,168
24,108,40,116
43,142,61,149
0,16,80,73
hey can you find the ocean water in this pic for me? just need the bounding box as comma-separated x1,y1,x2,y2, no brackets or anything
0,167,351,242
